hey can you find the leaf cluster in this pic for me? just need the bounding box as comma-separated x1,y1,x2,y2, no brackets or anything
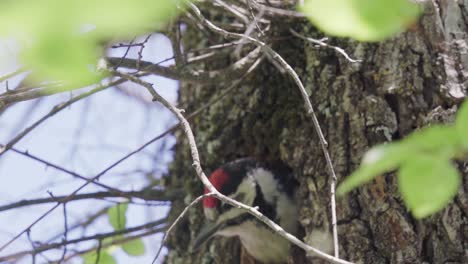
338,102,468,218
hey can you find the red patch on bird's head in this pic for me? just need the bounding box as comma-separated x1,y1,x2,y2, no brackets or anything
203,168,229,208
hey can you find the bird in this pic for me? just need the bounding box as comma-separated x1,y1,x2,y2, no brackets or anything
193,157,300,263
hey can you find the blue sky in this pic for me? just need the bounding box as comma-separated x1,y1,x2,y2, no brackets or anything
0,34,178,263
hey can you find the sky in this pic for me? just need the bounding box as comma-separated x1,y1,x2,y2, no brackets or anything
0,34,178,263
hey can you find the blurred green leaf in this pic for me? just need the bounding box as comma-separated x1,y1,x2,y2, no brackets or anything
122,238,145,256
101,234,124,246
456,101,468,148
398,155,459,218
0,0,180,89
83,250,116,264
404,125,460,157
301,0,421,41
79,0,180,39
108,203,128,231
337,144,409,195
338,124,462,196
22,33,102,89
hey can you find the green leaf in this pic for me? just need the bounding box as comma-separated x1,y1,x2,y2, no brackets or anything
0,0,180,87
80,0,180,39
301,0,421,41
403,125,459,156
122,238,145,256
108,203,128,231
101,234,124,246
337,143,409,195
398,155,460,218
83,251,116,264
456,101,468,148
22,33,103,90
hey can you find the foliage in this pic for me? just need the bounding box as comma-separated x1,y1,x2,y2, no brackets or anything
338,101,468,218
122,239,146,256
83,250,116,264
301,0,422,41
108,203,128,231
0,0,179,89
80,203,146,263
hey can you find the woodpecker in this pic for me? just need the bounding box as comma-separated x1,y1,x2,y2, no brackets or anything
193,158,299,263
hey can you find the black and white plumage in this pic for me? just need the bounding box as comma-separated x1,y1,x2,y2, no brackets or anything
193,158,299,263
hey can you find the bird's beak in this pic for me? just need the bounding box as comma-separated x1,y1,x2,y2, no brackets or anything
191,221,223,251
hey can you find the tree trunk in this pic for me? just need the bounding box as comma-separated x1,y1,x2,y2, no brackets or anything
164,1,467,263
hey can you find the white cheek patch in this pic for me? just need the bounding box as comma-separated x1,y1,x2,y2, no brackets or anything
250,167,299,233
204,207,218,221
232,175,257,206
216,176,256,224
250,168,277,204
217,207,244,225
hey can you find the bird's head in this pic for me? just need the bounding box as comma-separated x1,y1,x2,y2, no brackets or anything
192,158,298,252
193,158,260,249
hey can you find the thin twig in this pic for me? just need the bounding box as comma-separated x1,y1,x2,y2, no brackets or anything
290,29,362,63
54,226,164,263
0,68,26,84
106,45,261,84
213,0,250,24
152,193,215,263
94,239,102,264
58,203,68,264
0,218,166,262
233,4,266,58
168,20,184,66
0,78,124,157
5,147,134,198
249,1,305,18
246,0,265,35
130,34,153,71
45,207,108,244
0,82,65,108
0,189,182,212
112,37,136,70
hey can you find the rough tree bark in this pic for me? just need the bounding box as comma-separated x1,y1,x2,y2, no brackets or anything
164,1,467,263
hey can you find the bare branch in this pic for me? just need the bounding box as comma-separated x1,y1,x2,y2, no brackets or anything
290,29,362,63
0,189,182,212
45,207,108,244
152,193,215,263
213,0,250,24
233,3,266,58
111,37,137,70
0,68,26,83
0,78,123,156
249,1,305,18
4,147,134,198
107,45,261,83
0,82,64,108
58,203,68,264
55,226,163,263
167,20,184,66
0,218,166,262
